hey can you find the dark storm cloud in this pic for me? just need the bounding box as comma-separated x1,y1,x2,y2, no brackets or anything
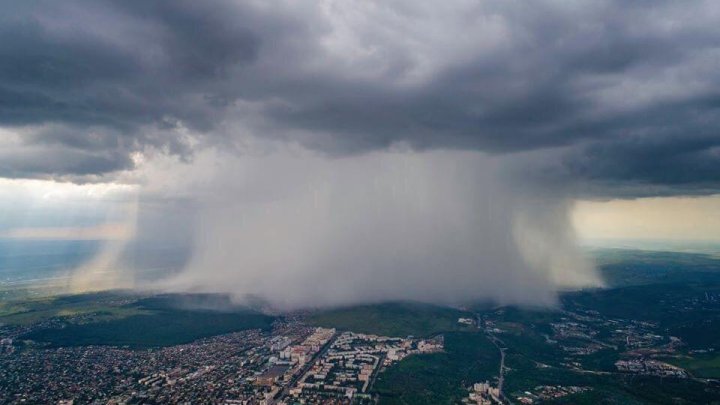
0,1,260,125
1,0,719,195
0,144,133,179
562,135,720,197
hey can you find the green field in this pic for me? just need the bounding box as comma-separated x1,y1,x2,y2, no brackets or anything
0,291,151,325
375,332,500,405
23,309,274,348
4,292,276,348
307,302,474,338
665,354,720,379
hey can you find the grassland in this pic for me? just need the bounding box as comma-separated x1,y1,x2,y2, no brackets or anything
307,302,474,338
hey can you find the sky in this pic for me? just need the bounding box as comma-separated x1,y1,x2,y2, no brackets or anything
575,196,720,243
1,0,719,308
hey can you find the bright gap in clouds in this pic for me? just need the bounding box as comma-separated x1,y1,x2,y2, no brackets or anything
0,178,137,239
0,178,139,291
573,196,720,243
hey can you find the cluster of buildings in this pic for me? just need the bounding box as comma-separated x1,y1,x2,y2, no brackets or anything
0,316,64,341
546,314,691,379
277,327,335,366
464,381,501,405
1,329,279,404
249,326,337,402
479,305,697,404
458,317,476,326
608,321,666,350
0,305,449,405
0,322,317,404
515,385,591,404
551,321,598,340
529,309,685,362
0,337,12,354
615,359,688,378
284,331,443,404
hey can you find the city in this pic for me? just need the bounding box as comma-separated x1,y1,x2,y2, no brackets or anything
4,281,719,404
0,312,445,404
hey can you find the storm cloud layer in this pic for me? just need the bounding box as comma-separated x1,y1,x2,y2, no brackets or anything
1,0,719,194
1,1,719,307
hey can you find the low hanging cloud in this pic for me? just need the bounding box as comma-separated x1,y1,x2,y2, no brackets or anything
153,148,599,309
1,0,719,307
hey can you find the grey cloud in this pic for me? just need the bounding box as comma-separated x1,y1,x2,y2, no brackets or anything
0,0,719,195
0,143,133,179
0,1,262,140
561,135,720,197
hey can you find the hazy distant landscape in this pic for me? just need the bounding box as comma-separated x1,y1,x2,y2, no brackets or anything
0,239,99,285
0,239,187,301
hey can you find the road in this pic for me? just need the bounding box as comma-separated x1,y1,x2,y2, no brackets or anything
478,313,513,404
366,352,387,393
497,343,506,393
273,331,338,402
487,334,507,394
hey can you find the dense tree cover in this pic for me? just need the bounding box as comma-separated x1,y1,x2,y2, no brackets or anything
374,332,499,405
308,302,474,338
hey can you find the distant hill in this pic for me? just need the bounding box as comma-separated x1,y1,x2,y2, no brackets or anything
592,248,720,287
